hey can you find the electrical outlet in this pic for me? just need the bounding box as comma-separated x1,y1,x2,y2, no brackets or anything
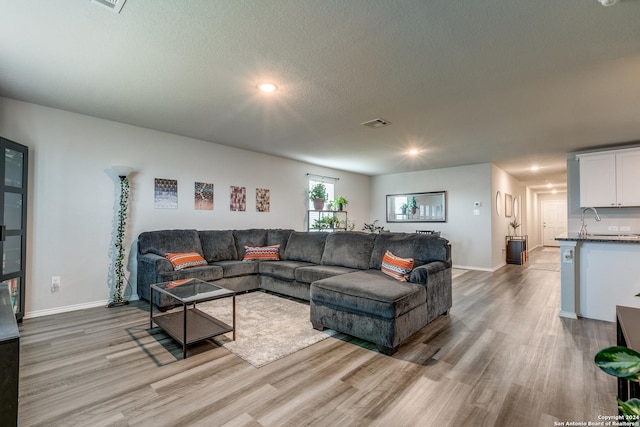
608,226,619,232
51,276,60,293
621,226,631,232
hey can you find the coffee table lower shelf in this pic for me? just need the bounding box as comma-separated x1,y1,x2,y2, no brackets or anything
152,308,233,357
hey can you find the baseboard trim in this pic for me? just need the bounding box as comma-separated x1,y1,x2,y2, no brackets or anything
559,310,578,320
453,264,497,272
24,295,140,319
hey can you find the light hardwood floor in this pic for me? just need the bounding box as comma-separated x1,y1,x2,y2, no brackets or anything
17,247,618,426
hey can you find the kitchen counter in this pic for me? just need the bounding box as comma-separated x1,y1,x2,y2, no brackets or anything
556,232,640,243
556,234,640,322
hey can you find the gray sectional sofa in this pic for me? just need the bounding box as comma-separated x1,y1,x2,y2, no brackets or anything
137,228,452,354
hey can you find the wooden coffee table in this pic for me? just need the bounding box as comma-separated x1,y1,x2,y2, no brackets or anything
149,278,235,359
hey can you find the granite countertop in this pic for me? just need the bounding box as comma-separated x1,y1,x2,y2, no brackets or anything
556,232,640,244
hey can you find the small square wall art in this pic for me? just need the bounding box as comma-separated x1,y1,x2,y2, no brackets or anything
195,182,214,210
230,186,246,211
154,178,178,209
256,188,270,212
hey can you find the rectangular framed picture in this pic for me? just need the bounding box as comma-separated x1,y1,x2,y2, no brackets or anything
505,193,513,218
256,188,270,212
195,182,214,210
230,186,246,211
154,178,178,209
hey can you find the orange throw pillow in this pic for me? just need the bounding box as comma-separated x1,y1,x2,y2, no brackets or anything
165,252,208,271
381,250,414,282
243,245,280,261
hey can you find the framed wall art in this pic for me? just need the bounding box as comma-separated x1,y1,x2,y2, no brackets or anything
256,188,270,212
154,178,178,209
194,182,214,210
504,193,513,218
230,186,246,211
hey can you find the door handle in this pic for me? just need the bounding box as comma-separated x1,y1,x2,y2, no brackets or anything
0,225,5,242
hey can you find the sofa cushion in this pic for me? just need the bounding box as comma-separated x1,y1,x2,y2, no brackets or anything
267,229,294,253
242,245,280,261
321,232,376,269
381,250,414,282
283,232,328,264
370,233,448,269
259,260,315,281
211,260,260,277
294,265,358,284
311,270,426,319
165,252,208,271
233,229,268,259
159,265,223,282
199,230,237,262
138,229,203,257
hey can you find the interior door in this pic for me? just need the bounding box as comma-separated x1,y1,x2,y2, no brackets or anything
542,200,567,247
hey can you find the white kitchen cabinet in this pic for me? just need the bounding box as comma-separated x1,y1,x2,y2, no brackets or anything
577,148,640,207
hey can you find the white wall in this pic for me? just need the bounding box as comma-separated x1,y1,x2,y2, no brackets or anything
526,187,540,248
370,164,494,270
0,97,370,316
490,164,526,269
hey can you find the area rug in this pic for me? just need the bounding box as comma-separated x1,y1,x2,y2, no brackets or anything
528,262,561,272
197,291,336,368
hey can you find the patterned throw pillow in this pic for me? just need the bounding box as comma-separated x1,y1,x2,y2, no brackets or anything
165,252,208,271
381,250,414,282
243,244,280,261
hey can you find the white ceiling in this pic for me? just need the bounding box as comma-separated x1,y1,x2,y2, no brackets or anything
2,1,640,192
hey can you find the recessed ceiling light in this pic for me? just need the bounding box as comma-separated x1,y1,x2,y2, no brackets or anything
547,183,553,188
408,148,420,156
530,166,540,171
257,83,277,93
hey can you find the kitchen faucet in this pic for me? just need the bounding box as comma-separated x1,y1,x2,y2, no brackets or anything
579,207,601,238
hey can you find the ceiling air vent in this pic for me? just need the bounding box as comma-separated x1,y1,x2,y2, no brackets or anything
361,118,391,129
90,0,127,13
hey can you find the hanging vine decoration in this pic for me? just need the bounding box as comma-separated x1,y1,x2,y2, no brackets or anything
113,175,130,304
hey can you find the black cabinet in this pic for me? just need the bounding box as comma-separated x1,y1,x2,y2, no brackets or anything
506,235,528,265
0,138,28,321
0,283,19,425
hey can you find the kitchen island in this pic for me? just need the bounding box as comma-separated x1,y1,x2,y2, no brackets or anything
556,232,640,322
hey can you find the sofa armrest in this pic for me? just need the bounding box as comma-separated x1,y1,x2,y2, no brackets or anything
408,260,451,285
137,253,173,301
408,261,452,320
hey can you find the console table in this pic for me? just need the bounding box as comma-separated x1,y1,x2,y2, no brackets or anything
616,306,640,403
506,235,528,265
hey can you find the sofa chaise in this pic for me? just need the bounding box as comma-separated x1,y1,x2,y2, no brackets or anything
137,228,452,354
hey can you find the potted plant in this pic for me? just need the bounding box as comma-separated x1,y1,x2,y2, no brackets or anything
334,196,348,211
362,220,385,234
409,197,418,215
509,219,520,236
595,346,640,417
309,183,327,210
312,218,329,230
400,203,408,215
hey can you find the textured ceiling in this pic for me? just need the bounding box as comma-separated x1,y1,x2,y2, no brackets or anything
2,1,640,191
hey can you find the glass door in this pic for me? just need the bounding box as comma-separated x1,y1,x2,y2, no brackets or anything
0,138,28,321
